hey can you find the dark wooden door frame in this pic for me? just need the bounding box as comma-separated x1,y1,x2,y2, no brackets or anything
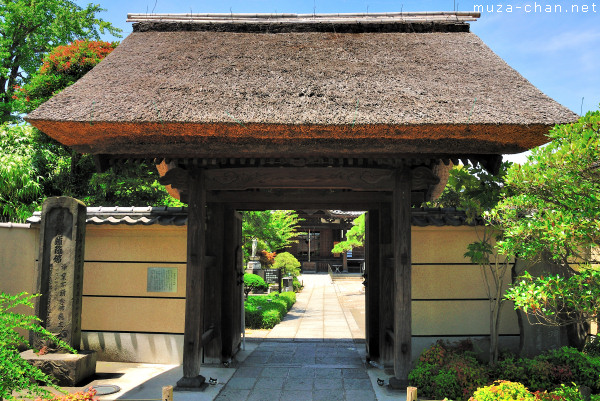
169,161,428,389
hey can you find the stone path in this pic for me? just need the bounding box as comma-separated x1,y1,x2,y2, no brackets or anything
215,341,376,401
264,274,354,340
216,274,377,400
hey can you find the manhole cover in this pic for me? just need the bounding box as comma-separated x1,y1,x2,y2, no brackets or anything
90,384,121,396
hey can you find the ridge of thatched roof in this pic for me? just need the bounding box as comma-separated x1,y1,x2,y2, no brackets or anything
26,13,577,158
127,12,479,33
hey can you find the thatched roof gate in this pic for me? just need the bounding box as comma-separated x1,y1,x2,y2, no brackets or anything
26,12,577,390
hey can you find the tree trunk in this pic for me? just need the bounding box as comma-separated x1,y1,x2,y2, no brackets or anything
566,321,589,351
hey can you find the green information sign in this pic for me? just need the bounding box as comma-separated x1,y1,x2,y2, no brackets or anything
147,267,178,293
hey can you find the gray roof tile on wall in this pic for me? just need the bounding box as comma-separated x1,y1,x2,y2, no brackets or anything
27,207,479,227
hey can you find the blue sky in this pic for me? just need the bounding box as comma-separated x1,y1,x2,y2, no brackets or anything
89,0,599,162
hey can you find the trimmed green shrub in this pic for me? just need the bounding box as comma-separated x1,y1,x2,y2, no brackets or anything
490,353,526,383
447,353,489,399
278,291,296,310
244,293,296,329
548,384,586,401
293,277,304,292
524,358,554,391
273,252,301,278
243,273,267,297
261,310,281,329
539,347,600,392
432,369,461,400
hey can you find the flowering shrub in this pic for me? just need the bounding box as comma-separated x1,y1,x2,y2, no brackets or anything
259,250,276,267
470,380,534,401
14,40,117,113
419,341,447,366
470,381,586,401
39,41,116,75
505,269,600,327
409,340,489,401
36,388,97,401
411,342,600,400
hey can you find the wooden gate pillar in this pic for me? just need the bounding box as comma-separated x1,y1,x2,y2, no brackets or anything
365,209,380,361
176,170,208,390
389,167,412,389
203,203,225,361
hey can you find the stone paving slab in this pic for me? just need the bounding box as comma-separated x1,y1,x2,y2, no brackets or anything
214,341,377,401
214,275,378,400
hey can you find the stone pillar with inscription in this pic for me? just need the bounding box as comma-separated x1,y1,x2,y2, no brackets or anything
22,197,96,386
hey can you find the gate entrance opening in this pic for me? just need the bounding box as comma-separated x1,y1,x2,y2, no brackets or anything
158,158,447,389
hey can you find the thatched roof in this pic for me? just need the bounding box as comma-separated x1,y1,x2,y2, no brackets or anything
26,12,577,158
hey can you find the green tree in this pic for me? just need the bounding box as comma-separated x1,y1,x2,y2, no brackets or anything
13,40,118,114
273,252,302,279
1,39,183,221
0,0,121,122
432,162,513,365
0,292,76,400
492,110,599,267
496,110,600,344
243,273,267,299
241,210,302,263
331,213,365,253
0,123,181,222
0,124,51,221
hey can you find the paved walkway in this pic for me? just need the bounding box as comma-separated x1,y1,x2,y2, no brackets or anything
42,274,402,400
247,274,357,341
215,274,377,400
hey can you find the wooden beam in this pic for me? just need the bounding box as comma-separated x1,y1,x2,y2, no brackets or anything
205,167,394,190
208,190,388,203
176,170,207,390
389,167,412,389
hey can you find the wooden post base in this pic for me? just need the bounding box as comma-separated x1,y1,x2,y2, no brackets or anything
175,375,208,391
388,376,409,390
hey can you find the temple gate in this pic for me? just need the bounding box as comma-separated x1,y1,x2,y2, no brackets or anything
26,12,577,389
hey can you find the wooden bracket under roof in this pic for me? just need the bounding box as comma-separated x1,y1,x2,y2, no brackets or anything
101,155,502,174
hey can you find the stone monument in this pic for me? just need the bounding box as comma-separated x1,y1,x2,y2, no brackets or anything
22,197,97,386
246,237,262,272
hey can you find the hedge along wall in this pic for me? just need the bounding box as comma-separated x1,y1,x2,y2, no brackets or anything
1,222,521,363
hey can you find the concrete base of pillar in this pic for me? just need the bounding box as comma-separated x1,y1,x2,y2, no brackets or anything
388,376,409,390
175,375,208,391
21,349,97,386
